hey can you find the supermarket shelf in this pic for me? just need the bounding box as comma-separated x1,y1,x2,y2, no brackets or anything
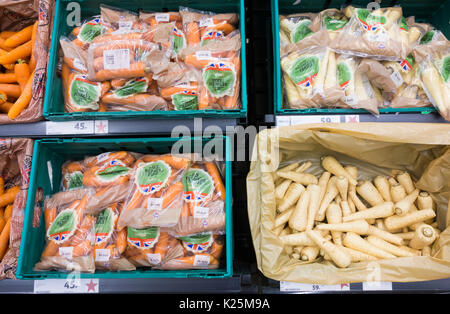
0,118,241,138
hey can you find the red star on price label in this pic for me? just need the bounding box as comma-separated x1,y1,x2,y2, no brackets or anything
96,121,106,133
86,279,98,292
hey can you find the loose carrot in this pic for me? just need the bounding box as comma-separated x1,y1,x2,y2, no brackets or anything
0,177,3,195
0,101,13,113
0,41,32,65
0,38,12,52
14,60,30,91
0,32,17,40
4,205,12,220
0,73,17,83
0,218,6,234
0,84,21,98
5,25,34,48
0,217,10,261
0,186,20,207
0,91,6,105
8,69,34,119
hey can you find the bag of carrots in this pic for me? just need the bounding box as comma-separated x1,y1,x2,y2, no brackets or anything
61,160,85,191
93,202,136,271
0,0,53,123
34,195,96,273
159,232,224,270
125,226,182,267
117,154,191,230
100,4,147,34
171,160,226,237
69,15,113,51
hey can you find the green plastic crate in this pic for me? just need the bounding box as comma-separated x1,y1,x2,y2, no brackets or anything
16,136,233,279
272,0,450,115
43,0,247,120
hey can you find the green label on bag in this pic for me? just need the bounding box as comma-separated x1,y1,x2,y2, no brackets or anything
127,226,160,249
172,92,198,110
136,161,171,195
289,55,319,89
291,20,313,43
65,171,83,190
47,209,77,244
78,18,104,43
172,26,186,54
180,232,213,253
113,78,148,98
400,16,409,32
441,56,450,83
94,207,116,245
420,30,435,44
324,16,348,31
337,62,351,89
96,160,130,182
69,75,101,110
203,61,236,97
357,9,386,31
182,169,214,202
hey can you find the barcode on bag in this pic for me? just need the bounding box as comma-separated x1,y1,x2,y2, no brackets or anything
96,152,110,162
147,197,163,211
199,17,214,28
73,58,87,71
103,49,130,70
59,247,73,260
146,253,161,265
194,206,210,219
196,51,212,60
343,95,359,106
193,255,210,267
118,21,133,32
155,13,170,22
390,69,404,87
95,249,110,262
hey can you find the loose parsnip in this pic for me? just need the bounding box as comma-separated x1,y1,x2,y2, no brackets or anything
289,188,310,232
300,246,320,261
417,192,434,210
280,232,316,246
366,236,416,257
342,202,394,222
306,230,351,268
409,224,437,250
277,171,318,186
316,219,369,234
374,176,392,202
321,156,357,186
278,183,305,212
306,184,321,230
367,225,404,246
316,176,338,221
394,189,419,216
384,209,436,230
274,207,295,229
396,171,415,194
336,176,348,201
326,202,343,245
356,180,385,207
343,232,396,259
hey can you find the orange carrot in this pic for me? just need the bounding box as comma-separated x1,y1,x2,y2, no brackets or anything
94,62,149,81
72,240,92,257
8,69,34,119
98,100,107,112
125,188,144,211
0,41,32,65
0,218,6,234
41,240,60,257
186,22,201,45
5,25,33,48
204,162,226,200
153,231,169,260
162,181,184,209
0,73,17,84
4,204,12,220
110,78,127,89
0,217,10,261
29,21,38,70
181,202,190,217
0,91,6,105
14,60,30,91
115,228,127,254
44,207,57,231
0,186,19,207
184,54,210,69
175,253,218,265
69,215,96,246
0,32,17,40
63,57,87,74
0,101,13,113
0,38,11,52
0,84,21,98
0,177,4,195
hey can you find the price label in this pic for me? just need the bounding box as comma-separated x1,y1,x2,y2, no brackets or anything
275,116,291,127
95,249,110,262
362,281,392,291
290,115,341,125
193,254,210,267
146,253,162,265
58,247,73,260
155,13,170,22
280,281,351,292
147,197,163,211
195,50,212,60
390,69,404,87
343,95,359,106
193,206,210,219
199,17,214,28
94,120,109,134
46,121,94,135
34,278,99,294
103,49,130,70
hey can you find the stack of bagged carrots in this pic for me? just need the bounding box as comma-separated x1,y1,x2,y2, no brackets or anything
34,150,226,273
0,178,20,263
273,156,440,268
0,22,38,120
60,4,241,113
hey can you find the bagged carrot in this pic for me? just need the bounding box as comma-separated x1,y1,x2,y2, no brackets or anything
100,4,146,34
117,154,191,229
93,203,135,271
61,160,85,191
160,232,224,270
125,226,182,267
34,195,96,273
170,160,226,237
179,7,239,49
60,37,88,74
70,16,113,50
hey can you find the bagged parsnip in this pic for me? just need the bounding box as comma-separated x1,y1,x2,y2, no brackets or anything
279,13,317,46
310,8,349,40
280,46,329,108
330,6,407,61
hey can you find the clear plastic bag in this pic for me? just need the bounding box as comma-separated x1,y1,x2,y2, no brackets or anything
61,161,85,191
34,195,96,273
69,15,113,50
170,160,226,237
279,13,317,45
330,6,407,61
100,4,146,34
117,154,191,229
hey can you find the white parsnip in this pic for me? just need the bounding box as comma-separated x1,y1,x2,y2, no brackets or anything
343,232,396,259
366,236,416,257
347,197,356,213
399,245,421,256
326,203,343,245
417,192,434,210
384,209,436,230
273,223,285,236
356,180,385,207
280,232,316,246
422,246,432,257
316,219,369,234
277,171,318,186
409,224,437,250
342,202,394,222
278,183,305,212
317,171,331,204
291,252,301,260
275,179,292,200
394,189,419,216
394,232,415,240
306,184,321,230
316,177,339,221
396,171,415,194
289,188,310,232
306,230,351,268
344,166,358,191
367,225,404,246
340,200,352,217
274,207,295,229
349,190,368,212
300,246,320,261
388,177,398,186
390,183,407,203
340,246,378,262
321,156,357,186
336,176,348,201
274,162,299,181
374,176,392,202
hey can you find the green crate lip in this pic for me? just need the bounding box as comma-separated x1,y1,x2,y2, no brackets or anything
271,0,440,116
17,136,233,280
43,0,247,121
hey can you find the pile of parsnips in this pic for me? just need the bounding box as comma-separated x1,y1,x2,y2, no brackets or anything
273,156,439,268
